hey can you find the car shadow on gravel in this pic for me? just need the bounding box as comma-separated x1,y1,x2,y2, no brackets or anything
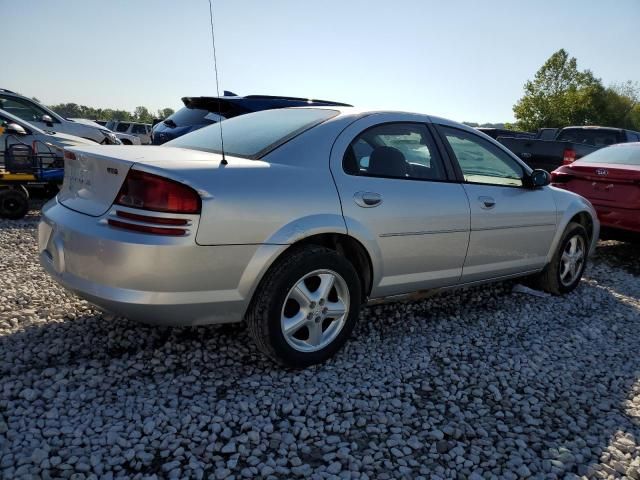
594,239,640,276
2,270,639,478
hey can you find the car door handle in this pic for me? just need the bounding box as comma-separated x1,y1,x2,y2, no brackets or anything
354,191,382,208
478,196,496,209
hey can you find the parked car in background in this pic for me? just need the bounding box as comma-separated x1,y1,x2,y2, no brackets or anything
0,89,119,145
476,127,534,140
151,92,352,145
551,143,640,240
70,119,137,145
106,121,152,144
0,109,94,165
498,126,640,173
40,107,598,367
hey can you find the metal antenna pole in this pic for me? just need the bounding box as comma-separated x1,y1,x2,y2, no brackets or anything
208,0,226,164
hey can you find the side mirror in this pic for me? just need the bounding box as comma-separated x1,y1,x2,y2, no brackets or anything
41,114,54,126
5,122,28,136
529,169,551,188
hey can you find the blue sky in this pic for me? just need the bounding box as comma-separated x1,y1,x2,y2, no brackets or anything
2,0,639,123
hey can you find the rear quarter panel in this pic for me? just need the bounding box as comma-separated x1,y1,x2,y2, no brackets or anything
191,115,359,246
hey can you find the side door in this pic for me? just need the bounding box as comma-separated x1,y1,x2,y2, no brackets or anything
435,124,557,282
330,114,471,298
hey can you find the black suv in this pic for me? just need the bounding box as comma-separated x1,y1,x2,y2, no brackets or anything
152,92,351,145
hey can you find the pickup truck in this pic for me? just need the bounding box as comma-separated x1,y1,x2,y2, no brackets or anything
497,126,640,172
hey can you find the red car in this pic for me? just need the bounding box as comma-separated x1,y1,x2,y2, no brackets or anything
551,142,640,239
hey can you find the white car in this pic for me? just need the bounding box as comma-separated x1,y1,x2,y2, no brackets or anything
0,109,94,165
105,121,152,144
0,89,119,145
71,119,140,145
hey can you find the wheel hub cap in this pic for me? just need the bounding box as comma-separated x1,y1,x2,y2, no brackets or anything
559,234,585,286
280,269,350,353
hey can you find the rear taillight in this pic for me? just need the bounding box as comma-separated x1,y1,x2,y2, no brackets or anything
64,150,76,161
114,170,201,214
562,148,576,165
108,170,200,236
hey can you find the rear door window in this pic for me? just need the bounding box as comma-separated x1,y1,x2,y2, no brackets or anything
343,123,447,181
115,122,131,132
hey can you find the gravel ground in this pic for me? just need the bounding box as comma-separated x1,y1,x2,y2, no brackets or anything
1,207,639,480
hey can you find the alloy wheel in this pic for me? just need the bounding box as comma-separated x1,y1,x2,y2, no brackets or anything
280,269,350,353
559,234,586,286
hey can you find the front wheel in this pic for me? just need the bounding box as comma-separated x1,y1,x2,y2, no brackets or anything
530,222,589,295
246,246,361,368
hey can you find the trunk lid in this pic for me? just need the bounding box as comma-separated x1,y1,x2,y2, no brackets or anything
560,162,640,207
57,145,226,216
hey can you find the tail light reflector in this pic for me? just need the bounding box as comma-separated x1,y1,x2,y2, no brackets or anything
115,210,188,226
107,219,186,236
114,170,201,214
563,148,576,165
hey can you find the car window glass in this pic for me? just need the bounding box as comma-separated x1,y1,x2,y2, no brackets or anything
557,129,623,146
116,123,131,132
440,126,524,187
0,96,52,123
132,124,146,134
343,123,446,181
166,108,339,159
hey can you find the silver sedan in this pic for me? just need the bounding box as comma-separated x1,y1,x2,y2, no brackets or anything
39,107,599,367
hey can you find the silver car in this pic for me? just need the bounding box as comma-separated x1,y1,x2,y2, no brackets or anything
39,108,599,367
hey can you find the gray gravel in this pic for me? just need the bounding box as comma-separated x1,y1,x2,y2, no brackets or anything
1,208,639,479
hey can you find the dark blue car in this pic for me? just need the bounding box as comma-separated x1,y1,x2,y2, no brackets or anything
151,92,351,145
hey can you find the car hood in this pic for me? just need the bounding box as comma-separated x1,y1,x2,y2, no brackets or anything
41,131,97,148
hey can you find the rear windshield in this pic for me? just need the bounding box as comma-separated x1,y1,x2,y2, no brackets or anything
164,107,215,127
557,129,624,147
579,143,640,166
165,108,339,159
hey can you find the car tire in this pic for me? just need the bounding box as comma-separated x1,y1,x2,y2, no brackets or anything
529,222,589,295
246,246,361,368
0,188,29,220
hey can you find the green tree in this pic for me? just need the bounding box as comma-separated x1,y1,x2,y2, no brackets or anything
513,49,605,131
596,81,640,130
133,106,153,123
157,107,175,120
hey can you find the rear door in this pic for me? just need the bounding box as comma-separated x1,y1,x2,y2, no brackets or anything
331,114,470,298
435,124,557,282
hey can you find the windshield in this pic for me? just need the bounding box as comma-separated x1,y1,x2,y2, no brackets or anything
164,107,216,127
579,143,640,166
165,108,339,159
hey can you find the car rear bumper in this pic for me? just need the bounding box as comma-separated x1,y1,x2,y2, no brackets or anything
594,204,640,234
38,199,282,326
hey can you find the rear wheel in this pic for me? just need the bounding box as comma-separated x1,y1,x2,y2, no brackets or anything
246,246,361,368
0,188,29,220
530,222,589,295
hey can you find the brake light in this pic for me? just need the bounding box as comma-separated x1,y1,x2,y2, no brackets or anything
114,170,201,214
64,150,76,161
563,148,576,165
